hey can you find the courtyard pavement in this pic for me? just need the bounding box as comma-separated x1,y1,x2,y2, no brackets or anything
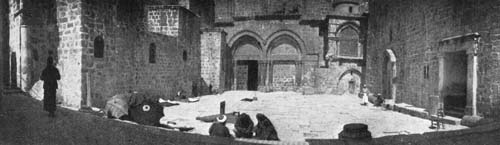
162,91,468,141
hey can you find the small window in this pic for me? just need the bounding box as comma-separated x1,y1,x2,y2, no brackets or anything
424,65,430,79
33,49,39,61
183,50,188,61
94,36,104,58
349,7,353,13
149,43,156,63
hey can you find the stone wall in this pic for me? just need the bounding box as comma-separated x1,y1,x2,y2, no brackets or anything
214,0,368,22
56,0,83,109
9,0,59,92
201,29,227,93
0,0,6,93
211,0,368,93
6,0,202,109
366,0,500,118
80,1,201,107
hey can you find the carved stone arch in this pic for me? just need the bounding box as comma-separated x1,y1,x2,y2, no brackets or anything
231,35,265,60
228,30,265,49
265,30,306,58
336,68,362,95
336,22,360,36
338,68,362,81
385,49,397,62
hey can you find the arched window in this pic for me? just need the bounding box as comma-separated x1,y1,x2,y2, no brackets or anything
338,27,360,57
183,50,188,61
94,36,104,58
149,43,156,63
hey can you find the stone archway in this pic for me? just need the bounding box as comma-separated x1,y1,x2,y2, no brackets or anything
383,49,397,100
231,35,264,91
266,32,304,91
337,69,362,95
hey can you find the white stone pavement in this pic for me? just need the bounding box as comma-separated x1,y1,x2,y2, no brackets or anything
162,91,467,141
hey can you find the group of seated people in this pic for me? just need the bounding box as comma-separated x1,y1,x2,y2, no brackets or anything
208,113,280,141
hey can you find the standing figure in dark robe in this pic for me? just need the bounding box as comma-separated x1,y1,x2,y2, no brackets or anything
254,113,279,141
209,115,232,138
234,113,254,138
40,57,61,117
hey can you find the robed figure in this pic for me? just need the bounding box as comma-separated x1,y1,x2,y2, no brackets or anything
41,57,61,117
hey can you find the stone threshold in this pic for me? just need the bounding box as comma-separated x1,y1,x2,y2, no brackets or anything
391,103,461,125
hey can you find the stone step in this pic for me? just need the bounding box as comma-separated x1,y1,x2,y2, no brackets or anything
392,103,461,125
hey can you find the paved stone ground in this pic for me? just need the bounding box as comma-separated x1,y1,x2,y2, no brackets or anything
162,91,468,141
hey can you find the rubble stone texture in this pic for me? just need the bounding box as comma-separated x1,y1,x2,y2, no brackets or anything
202,0,368,94
7,0,201,109
366,0,500,119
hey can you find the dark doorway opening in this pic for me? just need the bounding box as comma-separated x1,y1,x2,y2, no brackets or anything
10,52,17,87
348,79,355,94
382,55,392,99
442,51,467,118
236,60,259,91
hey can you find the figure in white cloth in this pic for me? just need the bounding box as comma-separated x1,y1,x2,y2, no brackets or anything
360,84,370,106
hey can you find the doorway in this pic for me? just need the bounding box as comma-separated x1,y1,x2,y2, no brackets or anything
10,52,17,87
236,60,259,91
442,51,467,118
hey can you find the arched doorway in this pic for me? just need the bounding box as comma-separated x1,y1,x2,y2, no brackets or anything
232,35,264,91
337,69,362,95
266,33,303,91
383,49,397,99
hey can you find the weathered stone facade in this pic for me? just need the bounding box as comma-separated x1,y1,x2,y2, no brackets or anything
0,0,7,94
7,0,201,109
366,0,500,119
201,0,368,94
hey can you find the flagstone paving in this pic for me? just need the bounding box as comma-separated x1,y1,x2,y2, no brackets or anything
162,91,468,141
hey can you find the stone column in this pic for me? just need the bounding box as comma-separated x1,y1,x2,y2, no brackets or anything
461,37,482,127
465,39,479,116
257,60,267,91
437,53,445,104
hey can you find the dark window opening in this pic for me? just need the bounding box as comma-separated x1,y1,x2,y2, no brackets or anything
183,50,188,61
349,7,353,13
149,43,156,63
424,65,430,79
94,36,104,58
33,49,39,61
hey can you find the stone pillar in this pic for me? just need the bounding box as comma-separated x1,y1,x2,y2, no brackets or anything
257,60,267,91
437,53,445,103
465,38,479,116
461,37,482,127
200,29,226,93
56,0,85,109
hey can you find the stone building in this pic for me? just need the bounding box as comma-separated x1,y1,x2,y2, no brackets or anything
200,0,369,94
5,0,201,109
366,0,500,121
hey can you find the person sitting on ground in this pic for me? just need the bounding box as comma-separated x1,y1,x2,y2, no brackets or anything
209,115,232,138
233,113,254,138
254,113,279,141
374,93,385,107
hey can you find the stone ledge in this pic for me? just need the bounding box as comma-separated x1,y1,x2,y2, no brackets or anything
392,103,461,125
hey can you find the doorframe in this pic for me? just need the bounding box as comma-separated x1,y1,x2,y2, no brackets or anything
437,33,480,117
383,49,397,100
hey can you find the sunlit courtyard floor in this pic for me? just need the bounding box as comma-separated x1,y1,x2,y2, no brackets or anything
162,91,468,141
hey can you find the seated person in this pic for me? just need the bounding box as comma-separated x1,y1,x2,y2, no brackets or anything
209,115,232,138
374,93,385,107
233,113,254,138
254,113,279,141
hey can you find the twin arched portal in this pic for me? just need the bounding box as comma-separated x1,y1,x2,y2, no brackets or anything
229,29,362,92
